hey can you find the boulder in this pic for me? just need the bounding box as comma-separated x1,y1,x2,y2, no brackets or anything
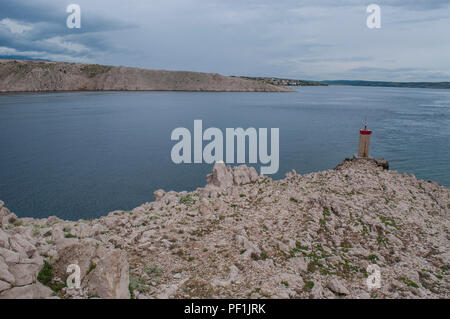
53,239,130,299
0,247,20,264
0,205,17,227
0,258,15,284
206,162,259,189
46,216,62,225
153,189,166,201
0,282,53,299
9,234,37,259
0,228,48,299
84,249,130,299
288,257,308,274
326,278,350,295
0,230,9,248
75,223,92,238
206,162,234,188
0,280,11,293
7,263,41,286
232,165,259,185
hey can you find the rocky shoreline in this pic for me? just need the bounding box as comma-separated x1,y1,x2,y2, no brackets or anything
0,158,449,299
0,59,293,93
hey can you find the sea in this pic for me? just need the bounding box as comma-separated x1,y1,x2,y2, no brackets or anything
0,86,448,220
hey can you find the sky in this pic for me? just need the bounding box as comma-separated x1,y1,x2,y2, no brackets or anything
0,0,449,81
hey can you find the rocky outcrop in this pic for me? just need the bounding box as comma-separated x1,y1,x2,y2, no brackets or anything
196,162,261,199
0,229,53,299
0,217,129,299
0,201,19,228
335,156,389,170
0,59,293,93
205,162,260,189
52,239,130,299
0,159,449,299
0,282,54,299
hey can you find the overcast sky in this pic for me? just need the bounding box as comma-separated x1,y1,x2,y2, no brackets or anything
0,0,449,81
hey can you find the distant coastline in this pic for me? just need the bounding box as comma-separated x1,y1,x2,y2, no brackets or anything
237,76,327,87
237,76,450,90
321,80,450,90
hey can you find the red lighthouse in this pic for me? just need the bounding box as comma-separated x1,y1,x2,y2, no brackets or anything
358,122,372,158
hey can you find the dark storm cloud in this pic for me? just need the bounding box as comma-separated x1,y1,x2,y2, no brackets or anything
0,0,133,32
0,0,134,61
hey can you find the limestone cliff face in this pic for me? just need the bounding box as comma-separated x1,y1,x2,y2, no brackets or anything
0,59,293,92
1,159,449,299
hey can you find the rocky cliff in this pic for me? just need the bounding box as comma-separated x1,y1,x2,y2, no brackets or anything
0,59,293,93
0,158,449,299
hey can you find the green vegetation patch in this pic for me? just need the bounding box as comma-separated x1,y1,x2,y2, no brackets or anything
87,263,97,275
380,216,401,230
180,194,196,207
402,278,419,288
129,275,151,297
37,261,66,293
304,280,314,291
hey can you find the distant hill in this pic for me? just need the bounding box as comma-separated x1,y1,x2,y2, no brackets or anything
0,59,293,93
322,80,450,89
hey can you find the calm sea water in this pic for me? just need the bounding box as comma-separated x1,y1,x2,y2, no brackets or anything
0,86,449,220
